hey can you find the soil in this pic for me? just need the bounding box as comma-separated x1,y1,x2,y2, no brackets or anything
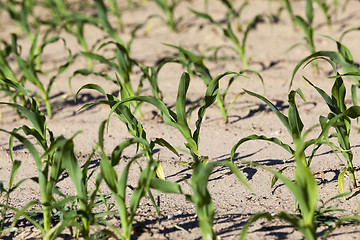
0,0,360,239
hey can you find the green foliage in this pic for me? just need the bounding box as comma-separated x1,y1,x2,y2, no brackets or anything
165,44,263,122
1,1,360,239
77,71,251,239
94,0,124,45
292,56,360,189
0,33,74,118
0,83,71,237
231,88,322,166
97,123,163,240
153,0,178,31
240,136,318,240
291,36,360,106
190,2,266,68
0,81,115,239
77,76,181,239
0,160,28,232
0,0,38,42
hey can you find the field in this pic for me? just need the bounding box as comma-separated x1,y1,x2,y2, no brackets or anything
0,0,360,239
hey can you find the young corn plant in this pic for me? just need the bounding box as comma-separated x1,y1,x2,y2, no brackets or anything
0,81,75,238
165,44,263,123
314,92,360,192
280,0,331,27
240,135,318,240
8,33,74,118
73,41,144,116
279,0,296,26
96,121,176,240
239,110,360,239
286,0,331,71
0,80,111,239
153,0,178,31
304,65,359,190
79,71,251,239
77,79,180,239
291,36,360,106
42,0,100,70
0,160,28,233
230,87,345,189
189,2,265,68
0,0,38,42
94,0,125,45
293,0,316,65
108,0,126,32
0,41,27,107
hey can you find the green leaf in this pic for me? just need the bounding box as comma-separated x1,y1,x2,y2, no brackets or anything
231,134,295,163
244,89,290,133
150,178,183,194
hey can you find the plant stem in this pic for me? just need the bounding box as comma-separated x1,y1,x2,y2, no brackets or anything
43,204,52,234
237,45,248,69
44,97,52,119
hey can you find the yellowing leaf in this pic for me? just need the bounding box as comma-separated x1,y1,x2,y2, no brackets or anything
156,162,165,180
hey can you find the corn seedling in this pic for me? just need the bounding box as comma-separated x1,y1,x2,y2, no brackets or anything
292,0,316,68
280,0,330,28
153,0,178,31
307,64,358,190
189,2,265,68
240,135,318,240
0,81,75,238
0,160,28,233
292,36,360,106
8,33,74,118
0,0,49,69
280,0,296,26
77,80,180,239
230,86,350,189
0,41,27,108
165,44,263,123
292,51,360,190
314,0,331,26
80,72,251,239
94,0,125,45
73,42,146,116
286,0,331,71
240,132,360,239
0,80,114,239
291,35,360,107
0,0,38,42
42,0,100,70
108,0,125,32
96,123,168,240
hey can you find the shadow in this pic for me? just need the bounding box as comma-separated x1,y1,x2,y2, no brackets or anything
214,213,297,239
57,157,102,183
254,224,297,240
166,166,192,183
213,213,249,238
131,213,198,239
347,188,360,200
10,144,25,151
318,230,360,239
44,90,122,117
240,100,289,121
50,91,107,116
314,168,340,185
253,60,282,71
315,11,359,30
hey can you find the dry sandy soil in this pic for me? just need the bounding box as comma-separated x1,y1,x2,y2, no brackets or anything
0,0,360,239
